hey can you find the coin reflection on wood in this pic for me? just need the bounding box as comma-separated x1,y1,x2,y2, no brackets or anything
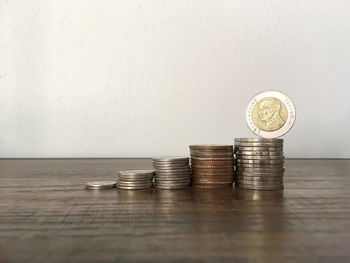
189,145,234,189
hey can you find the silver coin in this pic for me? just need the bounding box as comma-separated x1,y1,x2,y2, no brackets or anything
153,165,190,170
152,156,189,162
235,151,283,156
235,164,284,169
234,146,283,151
156,185,190,190
117,185,153,190
236,176,283,182
118,170,154,175
236,183,283,190
235,171,284,177
246,90,296,138
236,159,284,164
153,162,189,167
235,142,283,147
235,138,284,143
156,176,191,180
236,155,284,160
236,175,283,180
117,175,154,181
236,166,285,172
156,182,190,187
85,181,117,190
155,177,191,182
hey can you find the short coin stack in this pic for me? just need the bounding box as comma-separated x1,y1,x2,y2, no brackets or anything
117,170,154,190
152,157,191,189
189,145,234,189
234,138,284,190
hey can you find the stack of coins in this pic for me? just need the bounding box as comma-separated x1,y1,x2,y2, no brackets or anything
152,157,191,189
189,145,234,189
234,138,284,190
117,170,154,190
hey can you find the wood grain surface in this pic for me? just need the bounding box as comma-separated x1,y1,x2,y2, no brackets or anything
0,159,349,263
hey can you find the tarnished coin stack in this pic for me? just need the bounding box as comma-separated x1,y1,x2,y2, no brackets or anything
189,145,234,189
234,138,284,190
152,157,191,189
117,170,154,190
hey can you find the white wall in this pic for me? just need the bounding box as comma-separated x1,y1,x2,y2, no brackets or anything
1,0,349,158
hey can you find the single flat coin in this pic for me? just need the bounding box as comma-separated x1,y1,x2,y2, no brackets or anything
192,164,234,168
235,151,283,156
235,138,284,143
236,177,283,183
236,155,284,160
190,153,234,158
153,162,189,167
85,181,117,190
117,175,154,180
190,145,233,150
246,90,296,138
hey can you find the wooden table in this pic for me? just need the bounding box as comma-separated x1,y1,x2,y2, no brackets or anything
0,159,349,263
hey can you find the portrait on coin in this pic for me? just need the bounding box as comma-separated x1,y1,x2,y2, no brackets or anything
252,97,288,132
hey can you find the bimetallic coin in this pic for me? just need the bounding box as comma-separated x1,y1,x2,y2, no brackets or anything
85,181,117,190
245,90,296,138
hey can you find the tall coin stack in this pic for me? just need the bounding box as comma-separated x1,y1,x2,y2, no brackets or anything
117,170,154,190
152,157,191,189
234,138,284,190
189,145,234,189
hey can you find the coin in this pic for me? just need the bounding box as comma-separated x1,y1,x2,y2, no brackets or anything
236,175,283,181
85,181,117,190
234,146,283,152
117,185,153,190
156,185,190,190
236,178,283,185
235,171,284,177
236,183,283,190
236,159,284,164
235,151,283,156
152,157,189,162
236,166,285,172
236,155,284,160
246,90,296,138
190,145,233,150
192,183,232,189
235,142,283,147
235,138,284,143
118,170,154,175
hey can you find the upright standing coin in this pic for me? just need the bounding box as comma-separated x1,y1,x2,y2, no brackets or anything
246,90,296,138
85,181,117,190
